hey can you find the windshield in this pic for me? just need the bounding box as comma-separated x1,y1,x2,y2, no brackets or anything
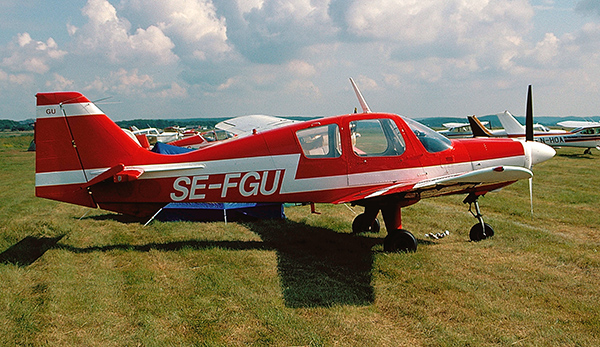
402,117,453,153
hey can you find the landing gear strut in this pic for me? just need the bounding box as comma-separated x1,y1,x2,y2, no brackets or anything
351,204,418,252
463,193,494,242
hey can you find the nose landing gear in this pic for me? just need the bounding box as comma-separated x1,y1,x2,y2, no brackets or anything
463,193,494,242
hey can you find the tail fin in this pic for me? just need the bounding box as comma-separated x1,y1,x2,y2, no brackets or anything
468,115,494,137
497,111,525,135
35,92,146,210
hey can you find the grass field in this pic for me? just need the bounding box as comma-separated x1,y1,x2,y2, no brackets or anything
1,132,599,346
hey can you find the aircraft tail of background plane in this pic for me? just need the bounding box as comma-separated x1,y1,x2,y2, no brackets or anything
467,115,493,137
497,111,526,136
34,92,151,210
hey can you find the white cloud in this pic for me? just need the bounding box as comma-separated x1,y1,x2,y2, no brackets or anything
153,82,188,98
45,73,75,90
284,79,321,98
344,0,534,73
531,33,560,64
84,68,156,94
355,75,379,91
1,33,67,74
236,0,264,13
120,0,231,60
71,0,178,65
223,0,337,63
287,60,316,77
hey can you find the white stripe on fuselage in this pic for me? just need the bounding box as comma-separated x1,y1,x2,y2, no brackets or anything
36,153,527,195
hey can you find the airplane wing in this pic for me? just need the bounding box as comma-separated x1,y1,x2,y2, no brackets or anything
332,165,532,204
557,120,600,128
442,121,488,129
442,122,469,128
216,115,301,137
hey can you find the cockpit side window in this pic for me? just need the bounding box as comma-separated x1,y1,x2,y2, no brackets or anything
350,118,406,157
296,124,342,158
403,116,453,153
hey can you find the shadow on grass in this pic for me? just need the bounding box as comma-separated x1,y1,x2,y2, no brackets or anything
0,235,64,266
557,152,596,159
1,219,381,308
79,213,145,224
246,220,380,308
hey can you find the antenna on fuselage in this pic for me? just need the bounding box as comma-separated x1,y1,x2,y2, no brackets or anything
349,78,372,113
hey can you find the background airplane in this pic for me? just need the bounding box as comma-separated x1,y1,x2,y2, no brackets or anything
34,81,554,252
468,86,600,154
215,114,301,138
557,120,600,128
437,121,489,138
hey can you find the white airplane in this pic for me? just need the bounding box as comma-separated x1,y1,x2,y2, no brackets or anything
215,115,301,138
471,86,600,154
496,111,567,137
557,120,600,128
130,125,181,144
438,121,489,138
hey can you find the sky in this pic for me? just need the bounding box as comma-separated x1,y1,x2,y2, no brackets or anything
1,0,600,121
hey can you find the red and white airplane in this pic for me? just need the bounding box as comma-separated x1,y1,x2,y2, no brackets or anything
34,81,555,252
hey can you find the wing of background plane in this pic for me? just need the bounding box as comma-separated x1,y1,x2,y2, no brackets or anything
332,165,532,204
215,115,301,138
557,120,600,128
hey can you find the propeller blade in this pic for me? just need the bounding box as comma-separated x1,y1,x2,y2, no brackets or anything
526,85,534,142
529,177,534,218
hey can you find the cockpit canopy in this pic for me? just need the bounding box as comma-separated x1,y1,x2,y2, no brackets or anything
403,117,453,153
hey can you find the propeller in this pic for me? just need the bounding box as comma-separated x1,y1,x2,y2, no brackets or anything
525,85,535,217
526,85,534,142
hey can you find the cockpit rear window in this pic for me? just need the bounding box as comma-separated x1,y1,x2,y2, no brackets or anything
296,124,342,158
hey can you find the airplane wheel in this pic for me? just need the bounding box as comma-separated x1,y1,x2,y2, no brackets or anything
384,229,417,253
469,223,495,242
352,213,381,234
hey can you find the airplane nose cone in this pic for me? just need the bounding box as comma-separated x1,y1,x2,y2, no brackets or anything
524,141,555,167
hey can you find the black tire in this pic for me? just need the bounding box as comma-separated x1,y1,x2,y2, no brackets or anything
469,222,495,242
352,213,381,234
384,229,417,253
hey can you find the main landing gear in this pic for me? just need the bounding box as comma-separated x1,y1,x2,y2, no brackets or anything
350,193,495,252
351,204,418,253
463,193,494,242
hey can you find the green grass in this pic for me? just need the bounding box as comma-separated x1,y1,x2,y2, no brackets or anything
1,134,600,346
